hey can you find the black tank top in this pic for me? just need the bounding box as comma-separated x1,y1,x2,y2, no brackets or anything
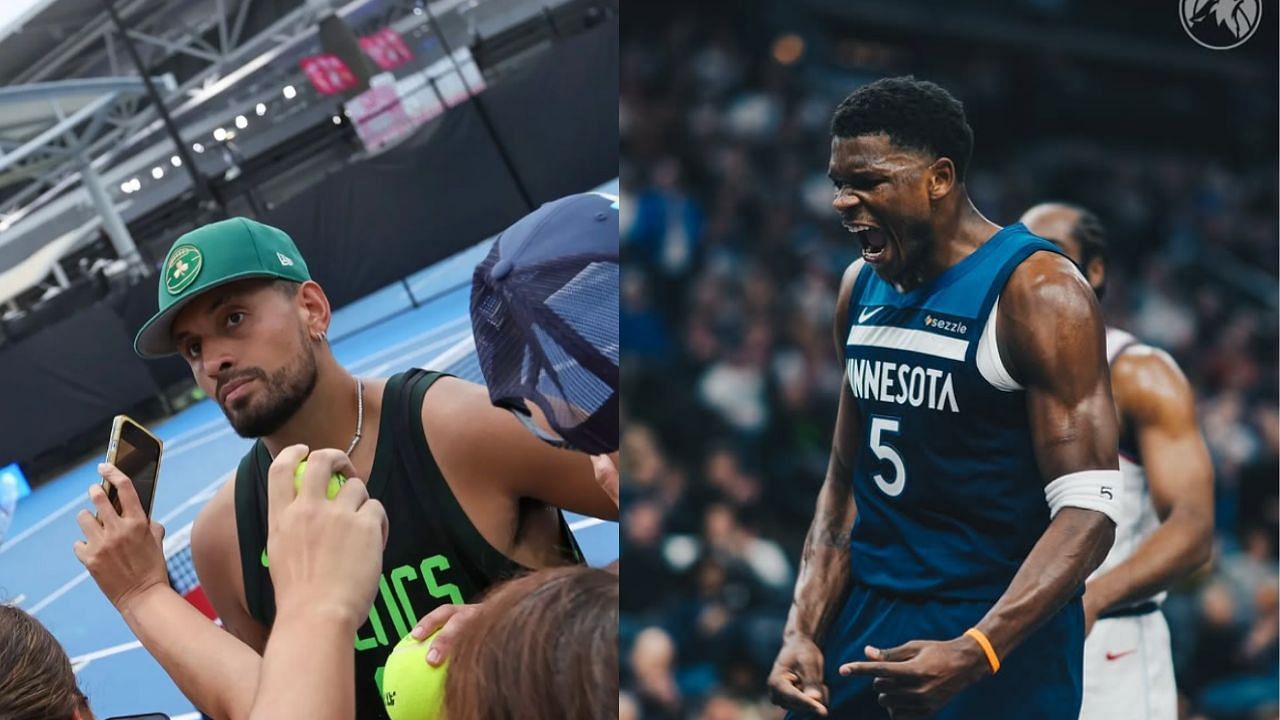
234,369,584,719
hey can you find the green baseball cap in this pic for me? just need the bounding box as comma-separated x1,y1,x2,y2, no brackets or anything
134,217,311,357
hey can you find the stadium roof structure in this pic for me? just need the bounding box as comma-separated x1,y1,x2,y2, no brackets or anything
0,0,607,310
0,76,172,189
0,75,174,305
0,0,329,305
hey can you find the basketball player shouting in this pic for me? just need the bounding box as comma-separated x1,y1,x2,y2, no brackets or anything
1022,202,1213,720
768,77,1120,719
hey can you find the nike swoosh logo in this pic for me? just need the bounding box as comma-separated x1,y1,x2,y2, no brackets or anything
260,548,269,568
858,307,885,323
1105,649,1136,661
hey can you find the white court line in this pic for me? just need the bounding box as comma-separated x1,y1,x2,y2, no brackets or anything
347,314,470,369
29,464,260,614
70,639,143,672
0,426,237,555
26,334,482,617
0,316,472,556
0,494,94,553
29,572,89,614
568,517,607,532
156,471,233,526
361,328,472,377
370,331,473,377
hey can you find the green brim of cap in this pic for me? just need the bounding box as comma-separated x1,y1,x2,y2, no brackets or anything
133,270,290,357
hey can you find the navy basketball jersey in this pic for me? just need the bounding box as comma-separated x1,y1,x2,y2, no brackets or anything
844,223,1064,601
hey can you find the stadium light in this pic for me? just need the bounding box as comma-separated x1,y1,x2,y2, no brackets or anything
171,155,182,167
213,127,227,142
772,34,805,65
151,167,164,180
283,85,297,100
192,142,204,153
120,182,131,194
256,102,267,116
332,115,342,125
235,115,248,129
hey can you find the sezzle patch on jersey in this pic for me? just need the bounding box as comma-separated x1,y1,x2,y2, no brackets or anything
846,357,960,413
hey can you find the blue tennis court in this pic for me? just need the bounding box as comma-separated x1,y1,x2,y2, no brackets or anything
0,180,618,719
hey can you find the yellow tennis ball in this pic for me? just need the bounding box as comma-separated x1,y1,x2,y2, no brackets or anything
293,460,345,500
383,631,448,720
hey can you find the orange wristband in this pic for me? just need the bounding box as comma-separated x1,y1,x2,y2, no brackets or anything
964,628,1000,674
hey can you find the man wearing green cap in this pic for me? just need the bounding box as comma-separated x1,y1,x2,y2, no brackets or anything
128,217,616,718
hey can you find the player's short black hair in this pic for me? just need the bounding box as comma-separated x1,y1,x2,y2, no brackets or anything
1064,204,1109,299
830,76,974,180
273,279,300,297
1065,205,1108,266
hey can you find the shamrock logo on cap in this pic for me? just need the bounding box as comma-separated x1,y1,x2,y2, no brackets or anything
165,244,204,295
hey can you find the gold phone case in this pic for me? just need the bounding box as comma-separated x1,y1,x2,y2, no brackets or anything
103,414,164,516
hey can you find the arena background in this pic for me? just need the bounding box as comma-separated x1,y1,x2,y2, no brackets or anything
0,0,618,716
619,1,1278,719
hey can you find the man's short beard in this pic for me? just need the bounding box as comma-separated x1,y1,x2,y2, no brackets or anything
223,339,319,438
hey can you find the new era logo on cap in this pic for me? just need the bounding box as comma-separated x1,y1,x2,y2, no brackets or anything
276,251,295,267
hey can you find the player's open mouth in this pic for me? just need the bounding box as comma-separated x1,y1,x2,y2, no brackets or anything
848,223,890,265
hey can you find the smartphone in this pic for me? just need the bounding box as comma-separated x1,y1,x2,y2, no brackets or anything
103,415,163,518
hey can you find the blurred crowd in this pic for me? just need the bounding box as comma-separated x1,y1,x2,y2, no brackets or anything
618,5,1279,720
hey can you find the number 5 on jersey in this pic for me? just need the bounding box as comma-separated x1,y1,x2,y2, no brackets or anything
868,416,906,497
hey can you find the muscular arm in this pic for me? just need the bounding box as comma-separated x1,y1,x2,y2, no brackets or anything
191,475,271,653
1084,348,1214,615
973,252,1119,661
768,262,864,716
786,260,864,641
425,377,617,522
783,256,865,632
118,584,262,720
184,473,270,716
249,606,354,720
98,471,264,720
788,380,861,640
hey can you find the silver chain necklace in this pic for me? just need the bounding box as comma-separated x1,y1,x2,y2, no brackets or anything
346,377,364,456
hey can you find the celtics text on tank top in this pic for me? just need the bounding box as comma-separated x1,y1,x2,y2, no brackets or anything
234,369,585,719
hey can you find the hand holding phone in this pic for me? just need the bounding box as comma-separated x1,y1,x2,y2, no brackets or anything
103,415,163,519
75,462,170,611
73,416,169,612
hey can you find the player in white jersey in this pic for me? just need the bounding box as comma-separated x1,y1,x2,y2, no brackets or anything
1022,203,1215,719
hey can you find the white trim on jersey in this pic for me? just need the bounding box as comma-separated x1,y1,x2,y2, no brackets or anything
977,297,1023,392
846,323,969,361
1106,326,1139,364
